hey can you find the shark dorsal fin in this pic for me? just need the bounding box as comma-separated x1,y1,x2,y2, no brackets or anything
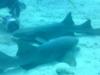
80,19,93,30
62,12,74,26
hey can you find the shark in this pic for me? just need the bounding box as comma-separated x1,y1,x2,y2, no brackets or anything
0,12,99,71
12,12,100,44
9,12,99,70
14,36,79,70
0,0,26,17
0,36,78,72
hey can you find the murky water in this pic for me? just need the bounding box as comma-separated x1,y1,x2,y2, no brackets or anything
0,0,100,75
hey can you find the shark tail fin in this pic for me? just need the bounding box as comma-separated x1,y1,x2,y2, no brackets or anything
61,12,75,27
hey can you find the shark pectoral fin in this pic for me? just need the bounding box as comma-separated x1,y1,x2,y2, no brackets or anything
62,54,77,67
61,47,80,67
15,38,37,58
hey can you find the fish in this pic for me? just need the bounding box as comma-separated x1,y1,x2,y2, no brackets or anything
12,12,76,43
0,0,26,17
12,12,99,44
0,36,78,71
1,11,99,71
13,36,79,70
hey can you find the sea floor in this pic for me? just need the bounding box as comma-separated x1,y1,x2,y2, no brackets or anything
0,0,100,75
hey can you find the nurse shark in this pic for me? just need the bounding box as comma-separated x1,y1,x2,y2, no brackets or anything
10,12,100,69
0,36,78,72
0,12,100,71
12,12,100,44
14,36,79,70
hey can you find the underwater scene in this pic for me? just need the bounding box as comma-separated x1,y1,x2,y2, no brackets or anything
0,0,100,75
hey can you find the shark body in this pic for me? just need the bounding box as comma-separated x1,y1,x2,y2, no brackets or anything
0,36,78,71
12,12,100,44
14,36,78,70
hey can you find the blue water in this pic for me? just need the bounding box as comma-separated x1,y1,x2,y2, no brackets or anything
0,0,100,75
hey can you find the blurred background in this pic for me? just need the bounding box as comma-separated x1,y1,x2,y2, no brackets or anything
0,0,100,75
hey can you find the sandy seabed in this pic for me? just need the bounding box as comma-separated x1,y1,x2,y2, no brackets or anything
0,0,100,75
